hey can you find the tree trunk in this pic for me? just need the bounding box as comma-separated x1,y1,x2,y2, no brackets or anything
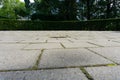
64,0,77,20
24,0,30,8
106,0,111,18
113,0,117,17
87,0,90,20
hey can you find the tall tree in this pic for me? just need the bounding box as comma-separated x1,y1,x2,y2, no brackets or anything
0,0,23,19
90,0,107,19
113,0,117,16
14,2,28,17
59,0,77,20
25,0,120,20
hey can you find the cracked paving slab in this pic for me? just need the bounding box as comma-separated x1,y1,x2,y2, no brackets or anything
0,68,88,80
39,49,113,68
85,66,120,80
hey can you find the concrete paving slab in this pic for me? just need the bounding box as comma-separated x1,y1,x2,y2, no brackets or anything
61,42,98,48
88,40,120,47
24,43,63,50
0,44,28,50
112,39,120,43
0,40,20,43
73,36,92,39
69,40,92,43
0,33,32,42
39,49,112,68
0,31,120,79
0,68,88,80
85,66,120,80
0,33,24,43
20,39,46,43
0,50,41,70
46,38,58,42
88,47,120,64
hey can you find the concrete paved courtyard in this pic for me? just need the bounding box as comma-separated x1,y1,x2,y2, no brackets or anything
0,31,120,80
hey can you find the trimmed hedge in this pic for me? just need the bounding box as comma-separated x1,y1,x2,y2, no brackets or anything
0,18,119,30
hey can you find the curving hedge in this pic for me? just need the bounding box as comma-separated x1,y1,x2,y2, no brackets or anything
0,18,119,30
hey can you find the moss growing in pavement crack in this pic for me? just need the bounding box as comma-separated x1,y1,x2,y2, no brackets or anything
107,64,117,67
80,67,94,80
32,49,44,70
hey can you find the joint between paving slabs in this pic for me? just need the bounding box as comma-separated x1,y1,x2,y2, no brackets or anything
86,48,119,65
0,63,118,72
0,68,44,72
74,38,78,40
35,63,118,70
21,43,30,50
32,49,44,70
45,40,47,43
80,67,94,80
87,42,104,47
82,63,118,67
60,43,66,48
67,39,74,43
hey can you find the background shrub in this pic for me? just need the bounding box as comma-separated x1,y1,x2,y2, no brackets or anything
0,18,119,30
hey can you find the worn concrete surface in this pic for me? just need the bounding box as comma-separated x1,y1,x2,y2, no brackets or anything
85,66,120,80
0,50,41,70
0,31,120,80
39,49,112,68
0,68,88,80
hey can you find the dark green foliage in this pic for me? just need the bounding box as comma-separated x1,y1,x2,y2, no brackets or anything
30,13,63,21
0,0,120,20
24,0,30,8
0,19,119,30
61,0,77,20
